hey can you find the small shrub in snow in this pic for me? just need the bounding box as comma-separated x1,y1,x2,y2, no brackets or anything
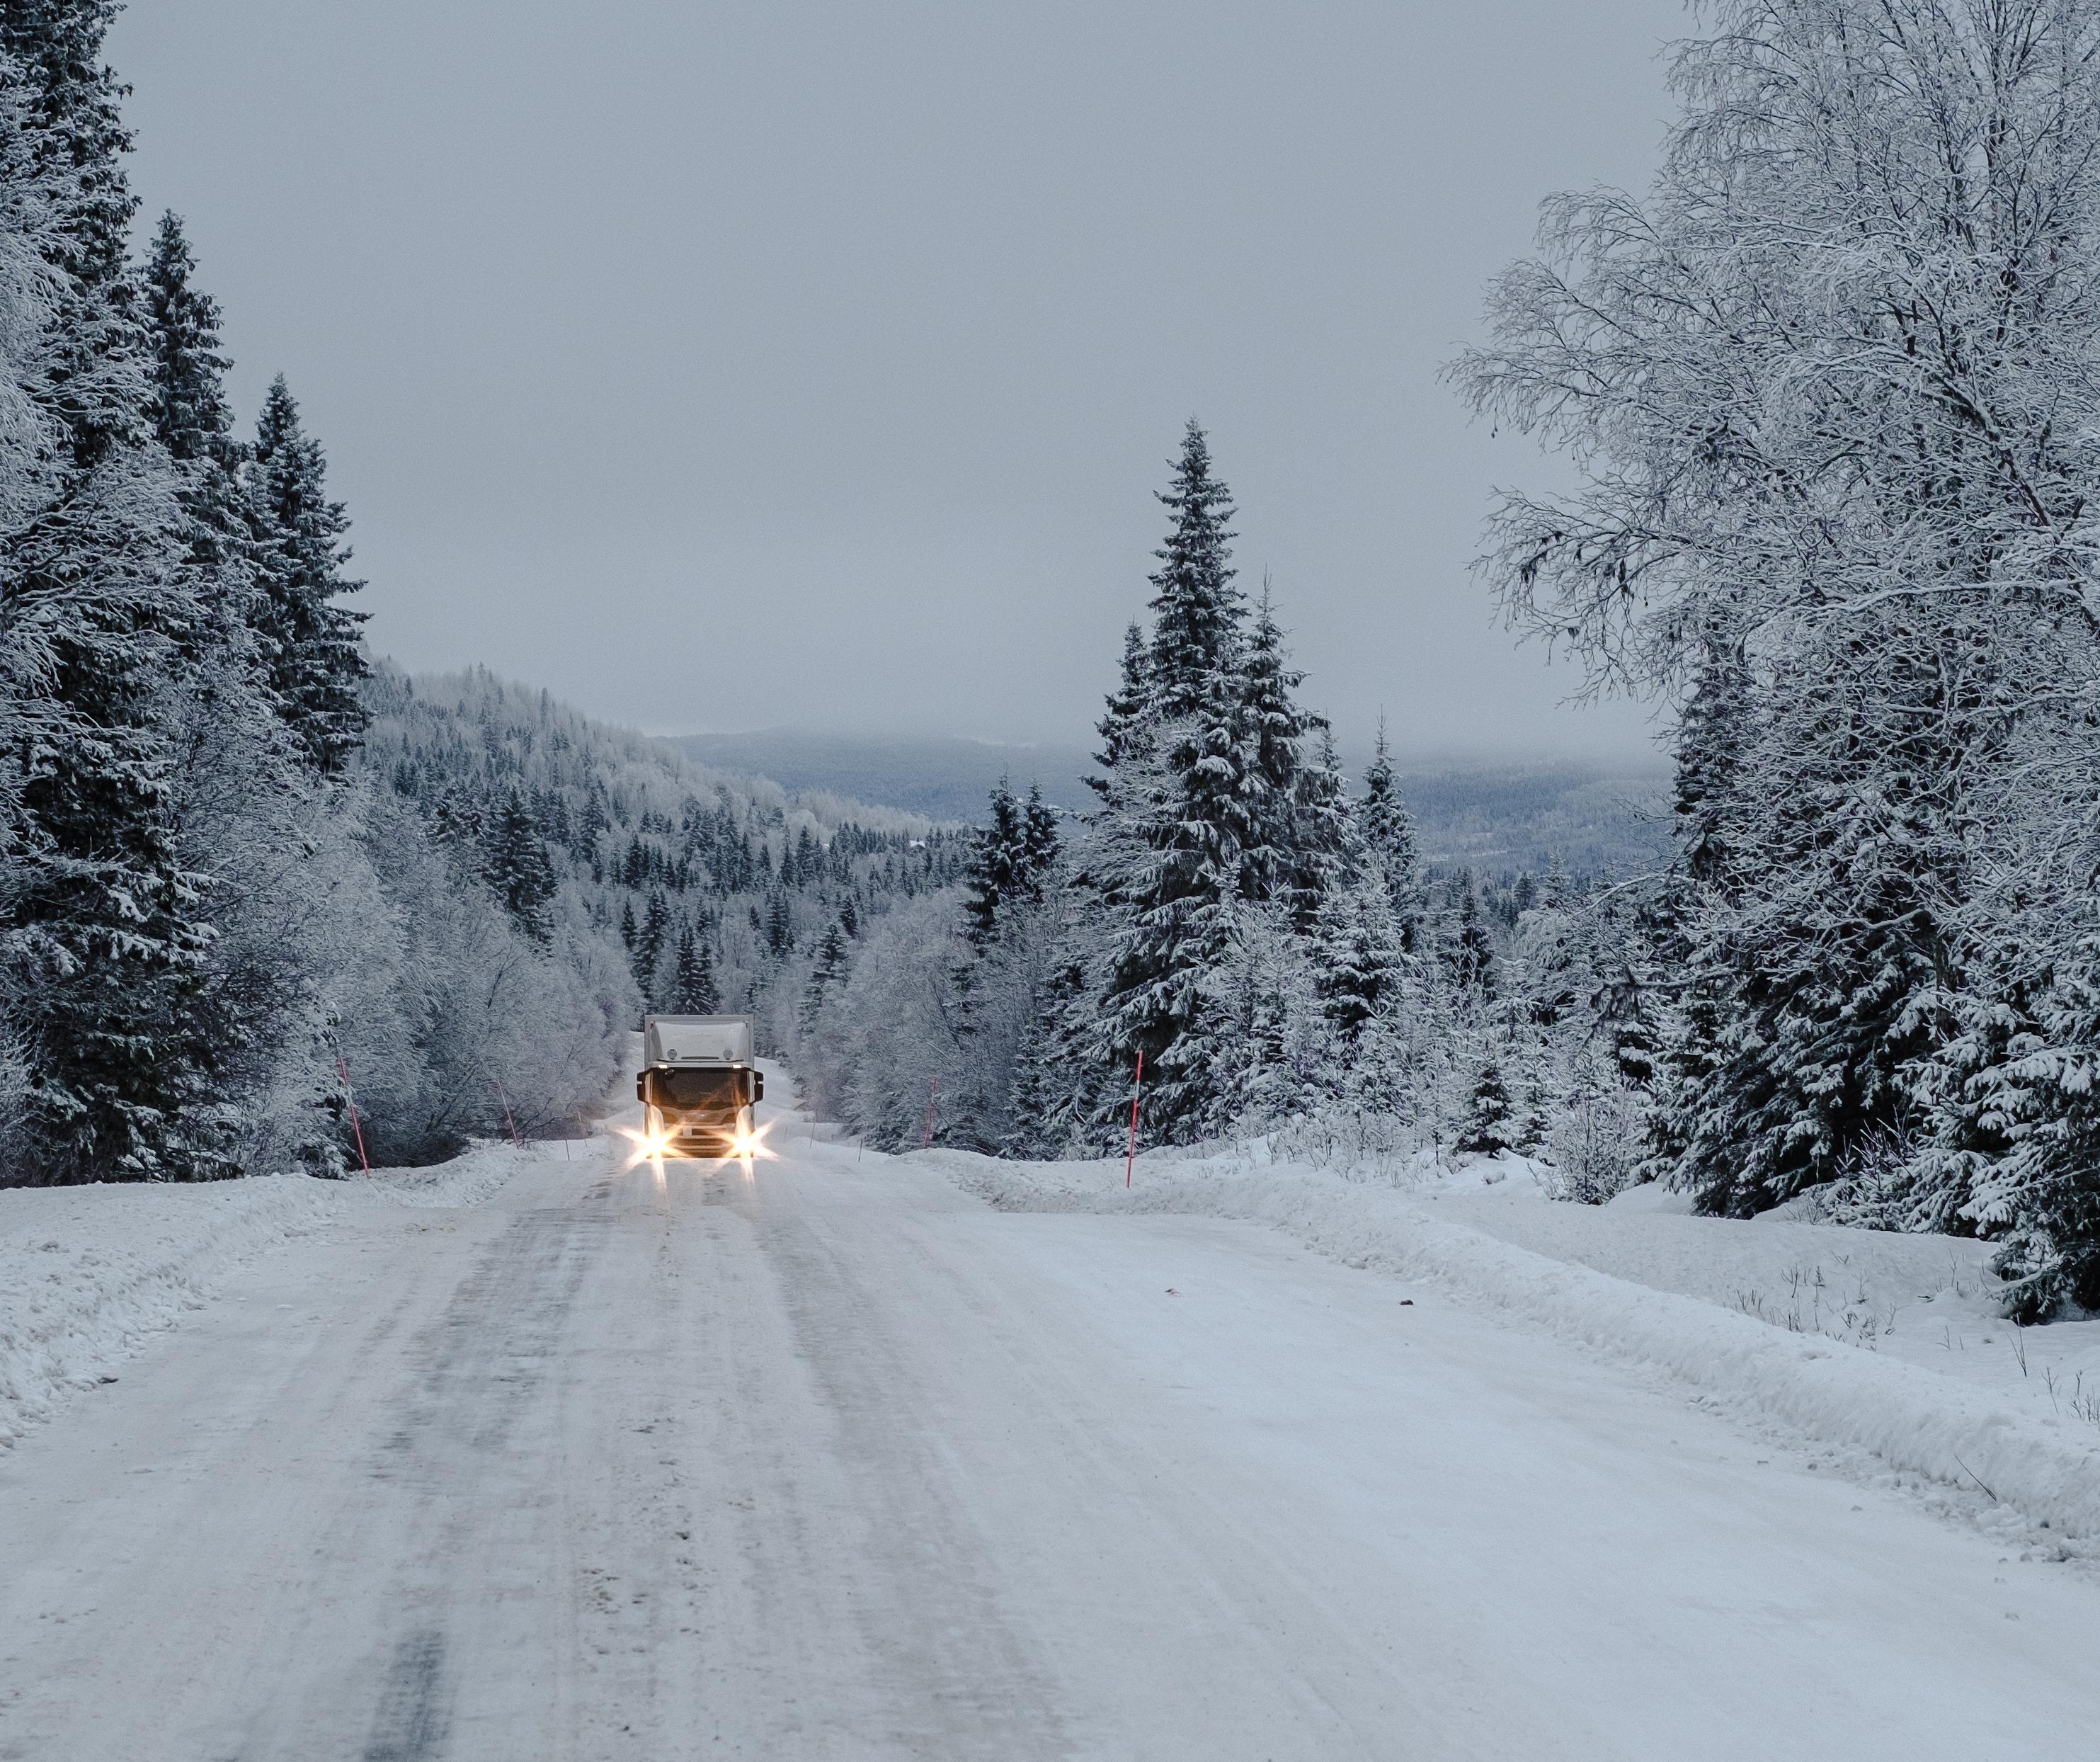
1544,1082,1645,1204
1268,1108,1423,1183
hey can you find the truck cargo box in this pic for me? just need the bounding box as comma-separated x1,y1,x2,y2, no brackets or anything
643,1015,754,1067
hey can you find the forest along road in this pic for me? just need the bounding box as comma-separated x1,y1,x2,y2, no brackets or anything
3,1103,2097,1761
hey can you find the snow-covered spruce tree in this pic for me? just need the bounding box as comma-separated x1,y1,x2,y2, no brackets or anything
800,919,850,1028
1078,424,1252,1136
763,885,793,958
1091,623,1152,784
1455,1053,1514,1156
140,211,249,562
1357,720,1425,951
486,787,557,944
1672,635,1953,1212
1241,587,1347,928
1451,1,2100,1283
245,374,367,773
1449,877,1495,999
1077,424,1341,1142
632,887,672,1001
1932,905,2100,1319
138,210,287,786
962,776,1026,948
1083,717,1231,1135
961,775,1061,950
1315,864,1407,1053
671,922,719,1013
0,18,236,1183
0,60,69,1174
138,206,283,807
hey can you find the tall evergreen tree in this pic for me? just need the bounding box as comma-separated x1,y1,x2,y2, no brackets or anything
963,776,1063,949
633,887,672,998
671,924,720,1014
964,777,1027,949
1,1,138,465
1357,720,1425,950
140,212,237,474
1238,586,1342,922
800,920,850,1027
1145,419,1243,720
1083,424,1255,1134
486,788,557,945
0,16,232,1181
1090,622,1152,791
245,375,368,771
1074,425,1345,1140
763,886,793,958
141,211,283,807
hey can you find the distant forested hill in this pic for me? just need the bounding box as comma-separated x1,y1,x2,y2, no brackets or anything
667,730,1667,876
665,732,1095,822
1400,759,1669,877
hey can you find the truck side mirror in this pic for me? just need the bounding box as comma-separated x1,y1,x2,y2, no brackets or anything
635,1074,647,1103
753,1072,765,1103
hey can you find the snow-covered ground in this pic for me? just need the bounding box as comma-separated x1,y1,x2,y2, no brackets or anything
3,1102,2098,1758
0,1171,338,1448
927,1143,2100,1555
0,1139,556,1450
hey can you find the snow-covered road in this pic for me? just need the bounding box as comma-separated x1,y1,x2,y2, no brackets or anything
4,1116,2097,1760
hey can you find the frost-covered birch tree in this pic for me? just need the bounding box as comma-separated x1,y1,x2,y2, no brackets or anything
1453,0,2100,1312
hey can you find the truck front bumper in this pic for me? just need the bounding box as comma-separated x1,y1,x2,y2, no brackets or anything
661,1121,738,1157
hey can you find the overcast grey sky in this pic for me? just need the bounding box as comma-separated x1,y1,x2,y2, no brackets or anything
108,0,1686,761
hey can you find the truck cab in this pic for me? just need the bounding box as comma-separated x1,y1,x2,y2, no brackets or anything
637,1014,765,1158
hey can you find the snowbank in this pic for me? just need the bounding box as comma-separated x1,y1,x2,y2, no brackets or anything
0,1175,339,1448
365,1137,546,1209
918,1147,2100,1545
0,1139,549,1448
1432,1176,2100,1404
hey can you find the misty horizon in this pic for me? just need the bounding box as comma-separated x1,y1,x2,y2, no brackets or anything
107,0,1688,761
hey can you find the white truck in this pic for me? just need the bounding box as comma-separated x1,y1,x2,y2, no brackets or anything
636,1014,765,1157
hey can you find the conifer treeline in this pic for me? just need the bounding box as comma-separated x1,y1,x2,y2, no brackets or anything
812,1,2100,1324
795,425,1616,1171
0,6,380,1180
1449,0,2100,1319
365,661,970,1045
0,7,642,1179
0,0,957,1180
801,383,2100,1324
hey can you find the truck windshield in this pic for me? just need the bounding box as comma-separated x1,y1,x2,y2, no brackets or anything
654,1068,746,1108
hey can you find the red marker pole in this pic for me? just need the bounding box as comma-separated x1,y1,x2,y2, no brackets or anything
493,1076,523,1149
1125,1051,1143,1188
337,1053,371,1175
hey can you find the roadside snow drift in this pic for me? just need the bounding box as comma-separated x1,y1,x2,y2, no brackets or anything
0,1176,338,1447
0,1140,541,1448
918,1147,2100,1546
